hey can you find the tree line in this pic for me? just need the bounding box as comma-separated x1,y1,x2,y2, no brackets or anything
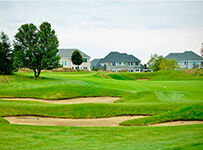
0,22,84,78
1,21,179,78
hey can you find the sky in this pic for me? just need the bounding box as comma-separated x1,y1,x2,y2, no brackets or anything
0,0,203,63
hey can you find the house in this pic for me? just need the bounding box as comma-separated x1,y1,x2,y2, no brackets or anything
58,49,91,70
165,51,203,69
90,58,103,70
91,51,142,72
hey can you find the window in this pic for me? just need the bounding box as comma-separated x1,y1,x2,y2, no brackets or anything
64,61,67,66
130,62,134,65
184,62,187,65
120,62,124,66
112,62,116,66
83,58,87,63
135,62,139,66
83,67,88,69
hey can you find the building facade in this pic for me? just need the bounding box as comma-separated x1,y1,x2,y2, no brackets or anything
91,51,142,72
58,49,91,70
165,51,203,69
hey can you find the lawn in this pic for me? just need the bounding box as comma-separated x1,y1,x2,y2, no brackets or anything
0,70,203,149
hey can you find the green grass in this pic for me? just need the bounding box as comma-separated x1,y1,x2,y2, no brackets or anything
0,124,202,150
107,70,203,80
0,70,203,149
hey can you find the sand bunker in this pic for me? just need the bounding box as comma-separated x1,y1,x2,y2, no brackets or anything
4,116,203,127
136,79,149,81
4,116,146,127
1,97,120,104
149,121,203,126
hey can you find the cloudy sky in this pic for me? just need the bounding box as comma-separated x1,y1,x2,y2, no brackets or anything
1,0,203,63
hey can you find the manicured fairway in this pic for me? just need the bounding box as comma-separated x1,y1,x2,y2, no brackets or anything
0,70,203,149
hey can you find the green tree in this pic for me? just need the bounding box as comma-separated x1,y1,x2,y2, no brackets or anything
71,50,83,69
147,54,164,71
0,32,13,74
160,58,180,70
14,22,60,78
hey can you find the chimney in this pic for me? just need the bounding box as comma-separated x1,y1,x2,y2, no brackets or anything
201,43,203,57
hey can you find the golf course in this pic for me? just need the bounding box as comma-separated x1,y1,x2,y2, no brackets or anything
0,70,203,149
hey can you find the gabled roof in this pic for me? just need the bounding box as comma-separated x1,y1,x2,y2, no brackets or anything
165,51,203,61
90,58,103,69
58,49,90,58
100,51,140,63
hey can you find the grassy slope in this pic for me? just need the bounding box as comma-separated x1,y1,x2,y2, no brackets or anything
107,70,203,80
0,71,203,149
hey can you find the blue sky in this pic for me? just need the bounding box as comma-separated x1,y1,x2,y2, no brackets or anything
0,0,203,63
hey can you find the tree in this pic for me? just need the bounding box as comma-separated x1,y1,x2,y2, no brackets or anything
14,22,60,78
0,32,13,74
160,58,180,70
71,50,83,69
147,54,164,71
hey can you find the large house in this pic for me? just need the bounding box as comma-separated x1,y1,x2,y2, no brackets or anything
58,49,91,70
165,51,203,69
91,51,142,72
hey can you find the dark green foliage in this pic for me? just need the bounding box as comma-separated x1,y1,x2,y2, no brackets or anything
92,66,100,71
0,32,13,75
147,54,164,71
71,50,83,68
13,22,60,78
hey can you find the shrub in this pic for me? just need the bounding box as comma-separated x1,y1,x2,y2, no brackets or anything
182,69,203,76
52,67,89,72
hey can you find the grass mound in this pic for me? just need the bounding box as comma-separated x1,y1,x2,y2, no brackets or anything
120,104,203,126
107,70,203,81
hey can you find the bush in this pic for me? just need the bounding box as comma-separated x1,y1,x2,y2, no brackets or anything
52,67,89,72
120,69,128,72
18,68,33,72
182,69,203,76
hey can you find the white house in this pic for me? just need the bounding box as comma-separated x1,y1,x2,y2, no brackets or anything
165,51,203,69
58,49,91,70
91,51,142,72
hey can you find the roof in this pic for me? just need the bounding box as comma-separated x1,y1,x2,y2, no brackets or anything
165,51,203,61
58,49,90,58
100,51,140,63
90,58,103,69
